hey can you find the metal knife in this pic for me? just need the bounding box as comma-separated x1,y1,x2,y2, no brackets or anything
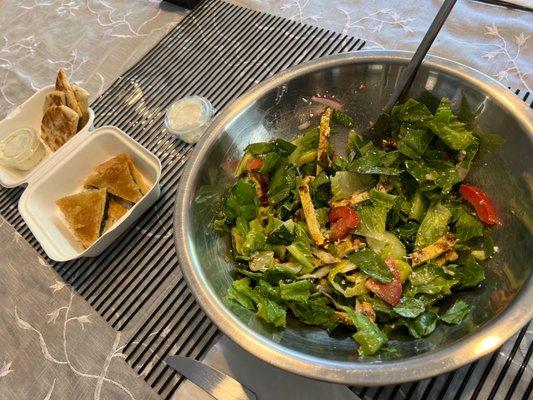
166,355,257,400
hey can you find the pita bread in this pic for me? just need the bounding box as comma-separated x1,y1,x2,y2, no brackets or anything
43,90,66,112
55,68,82,119
115,153,151,195
72,85,90,130
103,198,129,232
84,154,143,203
40,105,79,151
56,188,107,248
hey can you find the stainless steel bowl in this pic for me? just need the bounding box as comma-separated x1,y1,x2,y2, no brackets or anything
174,51,533,385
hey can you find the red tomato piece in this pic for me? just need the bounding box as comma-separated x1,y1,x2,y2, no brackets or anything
365,257,402,306
328,206,359,241
246,157,264,171
459,183,500,225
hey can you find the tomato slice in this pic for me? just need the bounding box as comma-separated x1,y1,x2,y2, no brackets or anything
328,206,359,241
246,157,264,171
365,258,402,306
459,183,499,225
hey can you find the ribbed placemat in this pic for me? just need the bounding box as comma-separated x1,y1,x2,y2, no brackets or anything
0,1,529,399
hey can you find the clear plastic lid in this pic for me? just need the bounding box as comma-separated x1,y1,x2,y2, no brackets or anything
164,96,214,144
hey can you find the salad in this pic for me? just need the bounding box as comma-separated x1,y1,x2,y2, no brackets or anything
213,96,502,356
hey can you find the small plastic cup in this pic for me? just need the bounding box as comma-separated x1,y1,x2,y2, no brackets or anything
164,96,214,144
0,126,46,171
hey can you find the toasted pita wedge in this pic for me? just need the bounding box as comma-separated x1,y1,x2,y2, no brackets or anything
114,153,151,195
103,198,129,232
55,68,82,118
56,188,107,248
72,84,90,130
43,90,66,112
84,154,143,203
40,105,79,151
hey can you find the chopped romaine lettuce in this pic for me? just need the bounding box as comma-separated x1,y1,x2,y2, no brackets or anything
455,256,485,289
393,297,425,318
289,298,338,331
415,202,451,249
330,171,373,199
267,165,297,205
331,109,354,127
328,261,368,298
400,310,438,338
426,98,478,151
340,306,388,356
279,280,314,302
394,98,433,123
453,206,483,243
266,219,295,245
246,138,296,156
405,159,460,194
397,127,433,159
440,300,471,324
348,248,393,283
287,241,315,272
349,145,402,176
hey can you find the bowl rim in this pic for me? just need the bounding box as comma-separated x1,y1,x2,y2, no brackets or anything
174,50,533,385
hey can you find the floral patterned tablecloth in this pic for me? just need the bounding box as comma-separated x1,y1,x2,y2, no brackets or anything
0,1,531,399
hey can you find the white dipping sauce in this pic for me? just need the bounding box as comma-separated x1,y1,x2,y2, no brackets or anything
0,127,45,171
165,96,213,144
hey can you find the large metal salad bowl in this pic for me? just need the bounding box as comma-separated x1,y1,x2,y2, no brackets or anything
174,51,532,385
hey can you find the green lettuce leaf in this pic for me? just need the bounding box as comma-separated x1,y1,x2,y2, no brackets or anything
267,219,295,245
426,98,478,151
349,145,402,176
453,206,483,243
394,98,434,123
409,191,429,222
331,109,354,127
246,138,296,156
226,278,256,310
356,190,406,258
287,241,315,272
256,297,287,327
440,300,471,324
348,248,393,283
227,277,287,328
408,263,458,295
455,256,485,289
393,297,425,318
405,159,460,194
400,310,438,338
279,280,314,302
249,251,276,272
397,127,433,159
259,152,284,175
327,261,367,297
330,171,373,199
340,306,388,356
289,298,338,331
268,165,297,205
222,179,259,223
415,202,451,249
243,229,267,256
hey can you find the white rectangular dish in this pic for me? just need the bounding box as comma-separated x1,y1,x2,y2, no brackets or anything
18,126,161,262
0,85,95,188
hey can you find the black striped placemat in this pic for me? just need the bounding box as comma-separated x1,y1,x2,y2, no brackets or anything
0,1,530,399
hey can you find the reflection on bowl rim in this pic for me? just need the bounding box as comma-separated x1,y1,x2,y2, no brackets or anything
174,50,533,385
